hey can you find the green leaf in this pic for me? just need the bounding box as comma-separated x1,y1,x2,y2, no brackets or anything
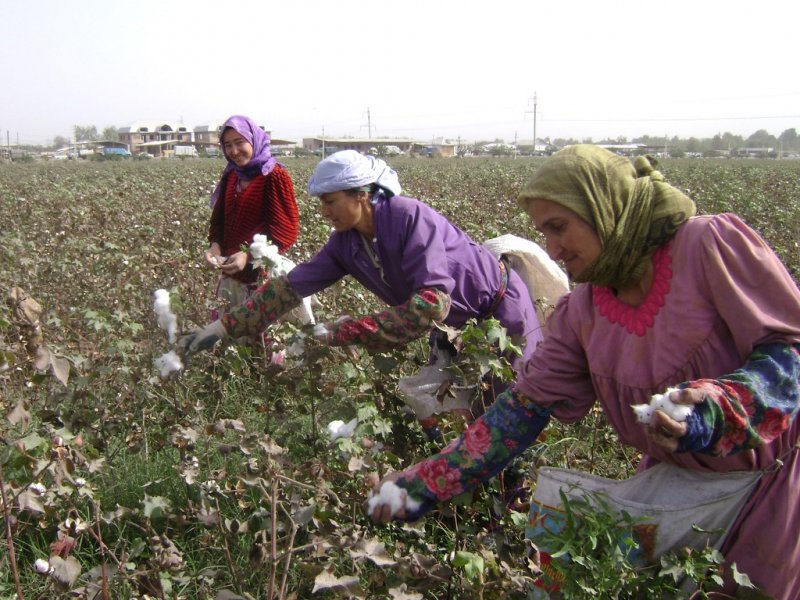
451,551,484,583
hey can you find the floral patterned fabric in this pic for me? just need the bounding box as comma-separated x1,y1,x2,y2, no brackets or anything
324,288,450,352
394,389,552,521
679,343,800,455
221,275,302,338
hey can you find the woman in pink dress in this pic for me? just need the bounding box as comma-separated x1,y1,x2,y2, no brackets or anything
369,145,800,599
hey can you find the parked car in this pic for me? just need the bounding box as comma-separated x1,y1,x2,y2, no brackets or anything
137,152,154,160
174,145,198,158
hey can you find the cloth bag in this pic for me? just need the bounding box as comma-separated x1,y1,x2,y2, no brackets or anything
482,234,569,328
397,347,475,419
527,463,761,593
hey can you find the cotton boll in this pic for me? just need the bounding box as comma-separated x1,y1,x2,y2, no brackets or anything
367,481,422,518
631,387,694,424
286,333,306,357
33,558,53,575
154,351,184,378
327,418,358,441
152,289,178,343
631,403,655,424
650,387,693,422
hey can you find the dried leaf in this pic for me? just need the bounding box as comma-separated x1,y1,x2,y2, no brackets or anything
311,567,362,595
7,400,31,427
349,538,396,567
51,356,70,385
388,584,424,600
33,346,51,370
216,591,246,600
50,535,77,558
49,555,81,588
17,489,45,514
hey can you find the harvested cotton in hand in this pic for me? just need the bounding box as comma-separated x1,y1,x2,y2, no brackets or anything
632,387,693,424
367,481,421,518
153,289,178,343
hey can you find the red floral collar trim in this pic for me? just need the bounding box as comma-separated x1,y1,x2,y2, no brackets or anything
592,241,673,336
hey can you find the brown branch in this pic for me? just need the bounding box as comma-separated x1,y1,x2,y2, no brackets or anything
0,462,25,600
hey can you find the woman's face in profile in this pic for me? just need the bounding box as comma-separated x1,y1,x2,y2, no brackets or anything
528,198,601,278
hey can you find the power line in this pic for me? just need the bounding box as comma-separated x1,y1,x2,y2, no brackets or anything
544,114,800,124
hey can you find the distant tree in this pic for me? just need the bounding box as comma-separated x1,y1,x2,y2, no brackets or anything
745,129,776,148
552,137,579,148
52,135,69,150
779,128,798,151
102,126,119,142
685,137,702,153
73,125,98,142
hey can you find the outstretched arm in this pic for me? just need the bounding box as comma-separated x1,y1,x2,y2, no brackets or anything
316,287,451,352
369,388,552,522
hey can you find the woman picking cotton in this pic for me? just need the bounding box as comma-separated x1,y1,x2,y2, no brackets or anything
368,145,800,599
180,150,544,437
205,115,299,319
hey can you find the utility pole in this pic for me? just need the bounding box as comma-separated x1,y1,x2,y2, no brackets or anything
366,108,372,139
525,92,538,155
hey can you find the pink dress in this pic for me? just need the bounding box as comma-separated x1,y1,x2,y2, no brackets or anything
516,213,800,598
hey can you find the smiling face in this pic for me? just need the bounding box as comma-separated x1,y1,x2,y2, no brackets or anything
221,127,254,167
527,198,602,278
318,190,373,235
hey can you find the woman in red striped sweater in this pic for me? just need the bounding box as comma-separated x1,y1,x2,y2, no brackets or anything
205,115,299,319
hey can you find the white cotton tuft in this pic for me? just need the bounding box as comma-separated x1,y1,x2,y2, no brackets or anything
327,418,358,441
33,558,53,575
631,387,693,424
153,289,178,343
154,350,184,378
367,481,421,518
631,403,655,424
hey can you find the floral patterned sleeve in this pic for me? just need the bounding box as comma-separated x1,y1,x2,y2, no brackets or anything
678,343,800,456
220,275,303,338
320,287,451,353
390,389,552,521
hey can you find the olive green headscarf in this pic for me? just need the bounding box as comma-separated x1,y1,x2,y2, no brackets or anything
517,144,696,289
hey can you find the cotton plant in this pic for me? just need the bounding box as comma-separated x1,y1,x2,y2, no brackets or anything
152,289,183,379
631,387,693,424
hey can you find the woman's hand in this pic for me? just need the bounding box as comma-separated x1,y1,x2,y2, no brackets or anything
366,471,408,523
219,251,248,275
646,387,705,452
204,243,225,269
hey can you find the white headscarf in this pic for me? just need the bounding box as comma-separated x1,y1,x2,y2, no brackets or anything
307,150,402,197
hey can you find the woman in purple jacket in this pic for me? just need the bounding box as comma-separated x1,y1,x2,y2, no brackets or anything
180,150,543,433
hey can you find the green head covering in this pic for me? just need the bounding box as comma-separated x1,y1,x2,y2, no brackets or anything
517,144,696,288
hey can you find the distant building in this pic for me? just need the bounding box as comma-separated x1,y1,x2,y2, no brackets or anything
301,136,459,158
118,121,192,157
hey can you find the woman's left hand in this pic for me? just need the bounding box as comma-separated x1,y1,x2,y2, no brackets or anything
646,388,705,452
219,251,248,275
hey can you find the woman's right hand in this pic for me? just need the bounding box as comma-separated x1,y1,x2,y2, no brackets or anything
204,243,226,269
367,471,409,523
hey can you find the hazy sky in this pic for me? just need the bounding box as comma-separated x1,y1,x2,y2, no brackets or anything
3,0,799,146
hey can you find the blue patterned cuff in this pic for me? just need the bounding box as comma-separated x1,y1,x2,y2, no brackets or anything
676,400,717,453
